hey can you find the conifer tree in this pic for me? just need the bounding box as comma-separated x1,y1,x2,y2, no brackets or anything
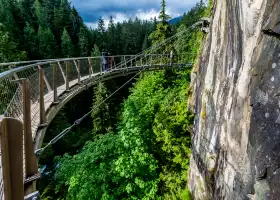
78,27,88,56
38,26,57,58
23,23,38,59
61,28,74,57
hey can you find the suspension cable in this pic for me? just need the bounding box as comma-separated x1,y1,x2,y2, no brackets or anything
35,26,194,156
35,69,143,156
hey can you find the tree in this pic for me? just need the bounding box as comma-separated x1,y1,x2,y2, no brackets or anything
34,0,49,28
23,23,39,59
159,0,171,24
91,82,111,136
61,28,74,57
91,44,100,57
38,26,57,58
56,133,125,199
149,0,172,46
142,34,149,51
0,27,27,64
78,27,89,56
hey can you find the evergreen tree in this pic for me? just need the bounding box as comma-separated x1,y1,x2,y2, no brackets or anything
0,27,27,64
91,44,100,57
107,16,115,54
149,0,172,47
91,82,111,135
38,26,57,58
159,0,171,24
34,0,49,28
23,23,39,59
61,28,74,57
142,34,149,51
78,27,89,56
97,17,106,50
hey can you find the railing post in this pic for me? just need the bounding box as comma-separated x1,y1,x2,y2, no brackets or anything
65,61,70,92
52,64,59,104
38,66,47,126
22,79,38,195
88,58,92,79
0,117,24,200
130,56,132,68
74,60,81,84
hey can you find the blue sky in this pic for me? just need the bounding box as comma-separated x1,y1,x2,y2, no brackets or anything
71,0,201,28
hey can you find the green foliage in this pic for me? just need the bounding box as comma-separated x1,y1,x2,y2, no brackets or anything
91,44,100,57
0,27,27,63
38,26,57,58
78,27,89,56
61,28,74,57
24,23,39,59
159,0,171,24
142,34,149,51
56,133,124,200
91,82,112,135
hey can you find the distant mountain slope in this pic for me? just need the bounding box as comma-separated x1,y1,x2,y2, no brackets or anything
169,16,182,24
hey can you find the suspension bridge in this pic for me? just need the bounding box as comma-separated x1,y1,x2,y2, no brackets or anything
0,30,194,199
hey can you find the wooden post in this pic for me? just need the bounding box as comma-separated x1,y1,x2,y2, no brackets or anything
88,58,92,78
22,79,38,195
38,66,46,125
65,61,70,91
0,117,24,200
74,60,81,84
52,64,59,104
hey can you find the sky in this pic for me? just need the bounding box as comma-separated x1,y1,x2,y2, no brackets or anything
71,0,201,28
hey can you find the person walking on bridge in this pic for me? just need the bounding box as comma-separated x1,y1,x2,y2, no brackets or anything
102,51,108,72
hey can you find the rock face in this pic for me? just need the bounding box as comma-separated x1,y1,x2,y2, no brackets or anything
188,0,280,199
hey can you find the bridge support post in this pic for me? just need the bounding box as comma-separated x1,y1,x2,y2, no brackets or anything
52,64,59,104
22,79,38,195
65,61,70,92
38,67,47,126
0,117,24,200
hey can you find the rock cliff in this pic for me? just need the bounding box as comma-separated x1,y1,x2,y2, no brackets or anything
188,0,280,199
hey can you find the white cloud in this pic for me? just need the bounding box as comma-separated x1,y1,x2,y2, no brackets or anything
72,0,201,28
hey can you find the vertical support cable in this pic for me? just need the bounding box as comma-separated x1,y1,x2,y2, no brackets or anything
65,61,70,92
0,118,24,200
38,66,46,125
52,64,59,104
57,62,66,84
124,56,127,69
74,60,81,84
88,58,92,79
43,74,52,93
22,79,38,195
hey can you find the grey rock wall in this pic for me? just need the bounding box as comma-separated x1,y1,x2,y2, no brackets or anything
188,0,280,199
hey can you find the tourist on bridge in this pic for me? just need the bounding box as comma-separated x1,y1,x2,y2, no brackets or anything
102,51,108,72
